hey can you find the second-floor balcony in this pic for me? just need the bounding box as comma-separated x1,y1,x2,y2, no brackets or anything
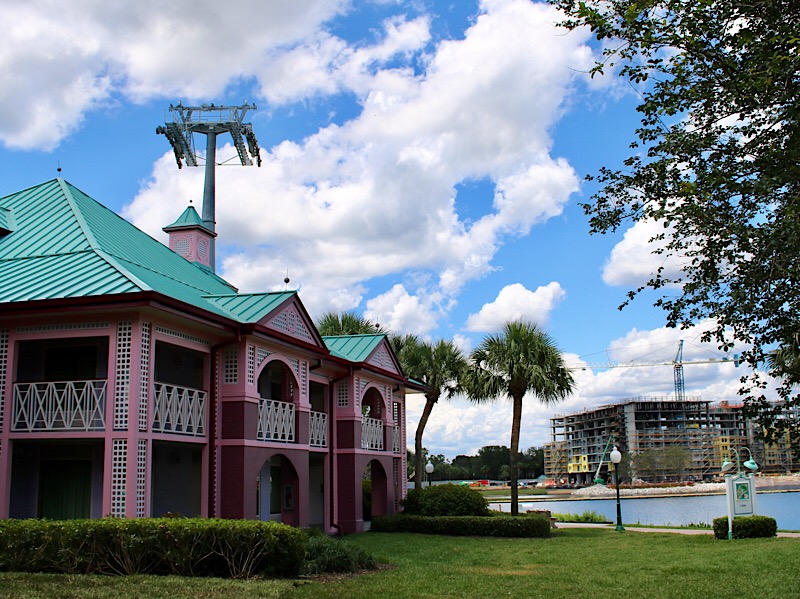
152,382,206,437
258,399,295,443
361,416,384,451
12,380,107,432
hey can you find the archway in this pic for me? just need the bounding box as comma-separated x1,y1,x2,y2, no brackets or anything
256,454,299,526
362,459,388,521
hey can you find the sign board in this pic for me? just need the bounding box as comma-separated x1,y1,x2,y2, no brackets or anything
724,473,757,538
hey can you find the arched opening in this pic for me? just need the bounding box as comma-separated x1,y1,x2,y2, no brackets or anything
256,361,298,443
362,459,388,522
256,454,299,526
361,387,383,420
361,387,385,451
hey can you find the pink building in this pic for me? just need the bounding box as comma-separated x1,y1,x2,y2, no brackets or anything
0,178,417,533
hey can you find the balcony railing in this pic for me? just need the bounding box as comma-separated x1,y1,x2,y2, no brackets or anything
392,425,401,453
258,399,295,442
361,416,384,450
152,382,206,436
309,410,327,447
13,380,107,432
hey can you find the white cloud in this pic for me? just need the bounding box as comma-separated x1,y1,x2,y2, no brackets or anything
122,0,592,328
465,282,566,332
602,218,683,286
0,0,348,149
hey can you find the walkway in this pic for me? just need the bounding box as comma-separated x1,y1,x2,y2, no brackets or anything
556,522,800,538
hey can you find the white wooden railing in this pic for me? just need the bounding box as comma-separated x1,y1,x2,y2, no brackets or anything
309,410,327,447
361,416,384,450
392,425,401,453
13,380,107,432
152,382,206,436
258,399,295,442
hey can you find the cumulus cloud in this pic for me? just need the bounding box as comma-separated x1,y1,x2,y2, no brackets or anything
602,218,683,287
0,0,348,149
465,282,566,332
121,0,591,330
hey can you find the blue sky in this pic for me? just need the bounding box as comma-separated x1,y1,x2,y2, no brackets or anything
0,0,749,458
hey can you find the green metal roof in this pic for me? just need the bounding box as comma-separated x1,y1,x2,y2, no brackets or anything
204,292,296,322
163,205,212,233
0,207,15,234
323,334,386,362
0,178,259,320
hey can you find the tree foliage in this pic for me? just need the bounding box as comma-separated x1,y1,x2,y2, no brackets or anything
402,338,468,490
464,321,574,514
315,310,386,336
552,0,800,444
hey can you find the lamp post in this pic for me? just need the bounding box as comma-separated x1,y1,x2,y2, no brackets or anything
610,445,624,532
721,447,759,539
425,461,434,488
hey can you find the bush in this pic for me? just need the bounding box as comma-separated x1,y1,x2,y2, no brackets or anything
712,515,778,540
371,514,551,538
401,484,489,517
0,518,306,578
302,534,376,576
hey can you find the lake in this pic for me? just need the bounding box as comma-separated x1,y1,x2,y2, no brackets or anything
490,491,800,530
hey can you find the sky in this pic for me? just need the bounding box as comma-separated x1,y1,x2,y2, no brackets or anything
0,0,756,459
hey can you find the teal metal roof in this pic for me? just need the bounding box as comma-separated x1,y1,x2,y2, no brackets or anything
323,334,385,362
0,178,252,319
204,292,296,322
0,207,15,234
163,205,211,232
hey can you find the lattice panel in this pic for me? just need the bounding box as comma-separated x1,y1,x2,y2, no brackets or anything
114,322,132,431
16,322,109,333
394,459,400,510
224,347,238,384
337,381,349,408
247,345,255,384
136,439,147,517
0,329,7,433
139,322,151,432
269,304,314,342
368,344,397,373
288,358,307,398
111,439,127,518
256,347,272,367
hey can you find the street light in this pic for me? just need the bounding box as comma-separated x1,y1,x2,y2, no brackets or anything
609,445,625,532
721,446,759,539
425,461,434,488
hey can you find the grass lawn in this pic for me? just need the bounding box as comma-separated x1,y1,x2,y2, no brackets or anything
1,529,798,598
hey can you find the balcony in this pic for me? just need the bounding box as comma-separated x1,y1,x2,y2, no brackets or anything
309,410,327,447
12,380,107,432
152,382,206,437
258,399,295,443
392,425,401,453
361,416,384,450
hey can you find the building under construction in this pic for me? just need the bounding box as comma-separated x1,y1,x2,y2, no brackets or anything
545,397,798,483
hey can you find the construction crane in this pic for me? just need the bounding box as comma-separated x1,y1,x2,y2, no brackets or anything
568,340,734,401
674,340,686,402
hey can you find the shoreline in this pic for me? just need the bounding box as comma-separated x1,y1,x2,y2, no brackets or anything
489,487,800,502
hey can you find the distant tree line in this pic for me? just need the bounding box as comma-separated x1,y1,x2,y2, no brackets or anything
408,445,545,482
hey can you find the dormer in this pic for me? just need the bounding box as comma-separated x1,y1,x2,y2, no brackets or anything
0,206,15,238
163,205,217,270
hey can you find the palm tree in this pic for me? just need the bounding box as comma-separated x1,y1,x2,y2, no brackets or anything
315,310,386,336
402,338,468,490
464,321,574,515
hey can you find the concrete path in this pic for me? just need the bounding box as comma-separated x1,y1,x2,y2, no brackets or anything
556,522,800,538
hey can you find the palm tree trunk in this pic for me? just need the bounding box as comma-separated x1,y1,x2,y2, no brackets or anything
414,399,435,490
509,393,522,516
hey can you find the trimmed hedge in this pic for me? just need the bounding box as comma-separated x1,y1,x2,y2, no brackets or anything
712,515,778,540
370,514,551,538
0,518,306,578
401,484,489,517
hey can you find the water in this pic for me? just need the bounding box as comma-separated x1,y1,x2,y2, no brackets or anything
490,491,800,529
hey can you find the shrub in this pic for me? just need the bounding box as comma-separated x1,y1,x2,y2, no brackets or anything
712,515,778,540
371,514,550,538
401,484,489,517
302,535,376,576
0,518,306,578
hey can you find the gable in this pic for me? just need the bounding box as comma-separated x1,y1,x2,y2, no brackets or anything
366,339,401,375
263,296,325,348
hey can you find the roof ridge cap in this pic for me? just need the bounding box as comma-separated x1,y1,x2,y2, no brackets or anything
58,179,102,251
93,249,152,291
107,251,235,295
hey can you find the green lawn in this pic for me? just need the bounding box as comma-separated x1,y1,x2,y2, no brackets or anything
1,529,798,599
